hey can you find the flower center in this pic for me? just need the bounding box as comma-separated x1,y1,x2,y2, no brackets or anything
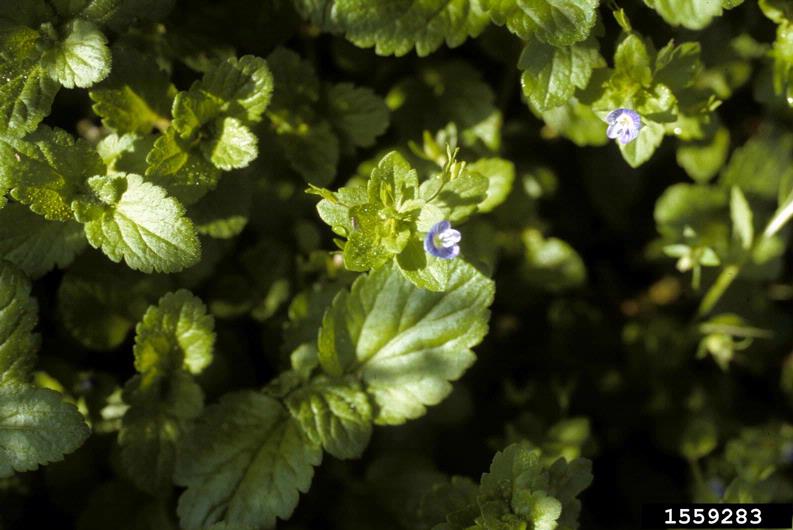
434,229,460,248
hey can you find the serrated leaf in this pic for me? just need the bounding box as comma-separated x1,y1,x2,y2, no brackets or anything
0,126,105,220
0,383,89,477
41,19,110,89
304,0,490,56
0,24,59,137
0,262,38,385
396,236,454,292
201,55,273,123
119,370,204,494
74,173,200,273
277,121,340,186
175,391,322,530
519,35,604,112
644,0,724,30
134,290,215,383
368,151,420,210
477,443,592,530
483,0,599,46
318,260,494,425
427,172,489,224
97,133,156,176
189,173,251,239
388,61,498,149
285,376,372,459
57,258,171,350
325,83,389,151
266,47,320,112
0,203,86,278
202,117,258,171
90,45,173,134
265,48,340,185
145,129,222,205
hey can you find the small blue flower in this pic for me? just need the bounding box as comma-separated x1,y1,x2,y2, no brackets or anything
606,108,642,144
424,220,461,259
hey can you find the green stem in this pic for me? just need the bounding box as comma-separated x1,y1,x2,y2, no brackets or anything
697,264,741,318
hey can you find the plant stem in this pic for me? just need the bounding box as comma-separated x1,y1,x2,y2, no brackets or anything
697,264,741,318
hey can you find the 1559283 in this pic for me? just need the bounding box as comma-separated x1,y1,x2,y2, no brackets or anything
641,503,793,528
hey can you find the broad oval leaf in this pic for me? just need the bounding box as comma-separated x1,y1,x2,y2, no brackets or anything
175,391,322,530
318,260,494,425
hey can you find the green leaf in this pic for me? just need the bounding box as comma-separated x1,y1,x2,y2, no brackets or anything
519,35,605,112
51,0,176,29
41,19,111,89
482,0,599,46
654,41,703,89
276,121,340,186
98,133,156,176
201,55,274,123
0,203,86,278
266,48,340,185
201,117,258,171
522,229,587,292
0,262,38,385
654,183,728,244
318,260,494,425
0,24,59,136
57,258,171,351
477,443,593,530
119,370,204,494
388,62,499,150
719,129,793,201
73,173,201,273
644,0,724,30
730,187,754,251
0,126,105,220
468,158,515,213
368,151,420,211
90,45,174,134
285,376,372,459
133,290,215,383
312,183,368,238
302,0,490,56
676,126,730,183
427,171,489,224
760,0,793,24
325,83,389,151
396,236,454,292
189,173,251,239
618,120,665,168
613,33,653,86
0,383,90,477
175,391,322,530
145,128,222,205
539,98,609,146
